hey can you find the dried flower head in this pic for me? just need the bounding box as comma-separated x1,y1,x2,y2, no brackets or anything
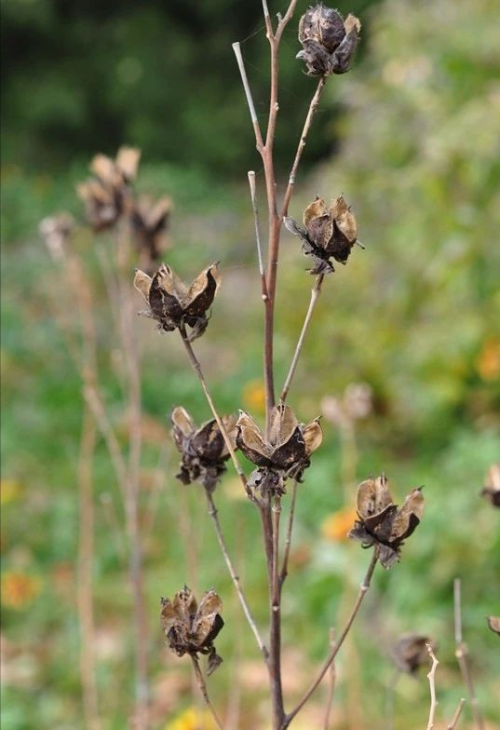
236,404,322,496
77,147,140,231
161,587,224,674
480,463,500,507
487,616,500,636
39,213,74,262
322,382,373,429
134,262,220,341
284,196,360,274
392,633,436,675
297,5,361,77
171,406,236,493
131,195,172,273
349,475,424,569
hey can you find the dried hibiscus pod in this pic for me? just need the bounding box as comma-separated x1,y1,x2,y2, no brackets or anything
480,463,500,507
284,195,360,274
161,587,224,674
349,475,424,569
297,5,361,77
487,616,500,636
236,404,322,496
392,633,436,675
134,262,220,341
77,147,140,231
171,406,236,493
131,195,172,274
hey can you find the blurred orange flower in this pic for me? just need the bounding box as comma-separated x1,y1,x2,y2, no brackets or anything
477,337,500,381
1,572,42,610
242,379,266,415
166,708,217,730
0,479,22,505
321,506,358,542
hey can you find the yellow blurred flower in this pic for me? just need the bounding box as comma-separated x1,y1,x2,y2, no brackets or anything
166,708,217,730
242,379,266,415
1,572,42,610
0,479,22,505
477,337,500,381
321,506,358,543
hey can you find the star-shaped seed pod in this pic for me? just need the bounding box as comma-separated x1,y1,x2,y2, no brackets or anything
131,195,172,274
161,587,224,675
284,196,360,275
348,475,424,569
487,616,500,636
171,406,236,493
134,262,220,341
77,147,140,231
297,5,361,77
236,404,322,496
392,634,436,675
480,463,500,507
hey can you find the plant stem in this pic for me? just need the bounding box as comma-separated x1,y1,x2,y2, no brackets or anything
205,491,268,661
281,77,327,218
323,628,336,730
279,479,298,587
453,579,484,730
283,552,378,728
179,327,252,499
426,644,439,730
280,274,324,403
190,655,225,730
447,699,466,730
248,170,269,301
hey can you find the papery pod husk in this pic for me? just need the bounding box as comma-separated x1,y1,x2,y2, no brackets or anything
182,264,221,318
236,412,273,468
298,5,346,53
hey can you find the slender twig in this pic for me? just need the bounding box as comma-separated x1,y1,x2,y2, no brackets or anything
453,579,485,730
323,628,337,730
281,77,327,218
190,655,225,730
178,326,252,498
283,552,378,729
280,274,324,402
247,170,269,301
77,407,101,730
205,491,268,661
447,698,466,730
279,479,298,587
426,644,439,730
232,43,264,153
261,0,273,38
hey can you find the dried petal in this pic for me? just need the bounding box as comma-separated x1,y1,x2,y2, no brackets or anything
302,418,323,456
183,263,221,318
236,411,272,467
487,616,500,635
116,146,141,182
303,198,327,227
133,269,153,303
356,475,393,521
389,488,424,542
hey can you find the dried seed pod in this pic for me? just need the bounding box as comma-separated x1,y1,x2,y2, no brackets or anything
487,616,500,635
77,147,140,231
284,195,360,274
297,5,361,77
131,195,172,273
480,463,500,507
392,634,436,675
161,587,224,672
349,475,424,569
134,262,220,341
236,405,322,496
171,406,236,492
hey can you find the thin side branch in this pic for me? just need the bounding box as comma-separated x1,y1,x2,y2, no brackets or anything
283,552,378,728
426,644,439,730
323,628,337,730
279,478,298,587
206,492,268,661
280,274,324,402
453,579,485,730
190,655,225,730
248,170,269,301
447,699,466,730
179,327,253,500
281,77,327,218
232,43,264,152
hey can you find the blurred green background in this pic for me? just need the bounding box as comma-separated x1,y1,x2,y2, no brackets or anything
1,0,499,729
